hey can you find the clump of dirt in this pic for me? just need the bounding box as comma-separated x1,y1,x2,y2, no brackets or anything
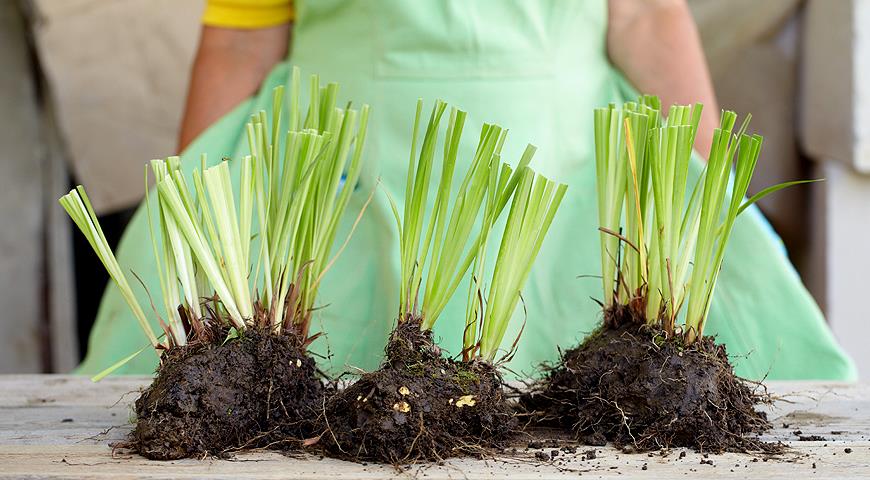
129,328,324,460
315,317,514,463
521,307,778,453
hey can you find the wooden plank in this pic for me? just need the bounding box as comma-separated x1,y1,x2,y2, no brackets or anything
0,0,44,374
43,101,80,373
0,376,869,478
2,444,868,480
0,375,143,404
0,2,78,374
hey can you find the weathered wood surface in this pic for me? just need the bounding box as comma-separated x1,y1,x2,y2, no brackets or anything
0,1,46,374
0,2,78,375
0,375,868,479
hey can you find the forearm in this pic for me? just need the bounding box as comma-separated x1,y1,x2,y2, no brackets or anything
177,24,291,152
607,0,718,158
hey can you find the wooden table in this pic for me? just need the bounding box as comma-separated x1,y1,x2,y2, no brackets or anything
0,375,868,479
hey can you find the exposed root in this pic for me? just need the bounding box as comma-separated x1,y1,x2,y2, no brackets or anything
521,313,780,454
314,318,515,463
130,327,324,460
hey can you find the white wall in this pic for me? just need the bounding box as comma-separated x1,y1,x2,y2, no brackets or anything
823,162,870,377
801,0,870,378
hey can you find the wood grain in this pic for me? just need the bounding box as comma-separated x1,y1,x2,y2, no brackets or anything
0,375,868,479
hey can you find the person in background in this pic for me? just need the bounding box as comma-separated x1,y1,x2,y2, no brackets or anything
78,0,855,380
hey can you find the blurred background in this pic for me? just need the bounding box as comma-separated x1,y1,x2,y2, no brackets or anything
2,0,869,376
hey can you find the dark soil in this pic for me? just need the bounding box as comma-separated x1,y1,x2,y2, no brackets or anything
521,307,778,453
315,318,514,463
129,328,324,460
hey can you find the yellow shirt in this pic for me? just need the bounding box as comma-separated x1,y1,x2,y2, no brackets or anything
202,0,293,29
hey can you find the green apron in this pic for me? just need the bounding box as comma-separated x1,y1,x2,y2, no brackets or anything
77,0,856,381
